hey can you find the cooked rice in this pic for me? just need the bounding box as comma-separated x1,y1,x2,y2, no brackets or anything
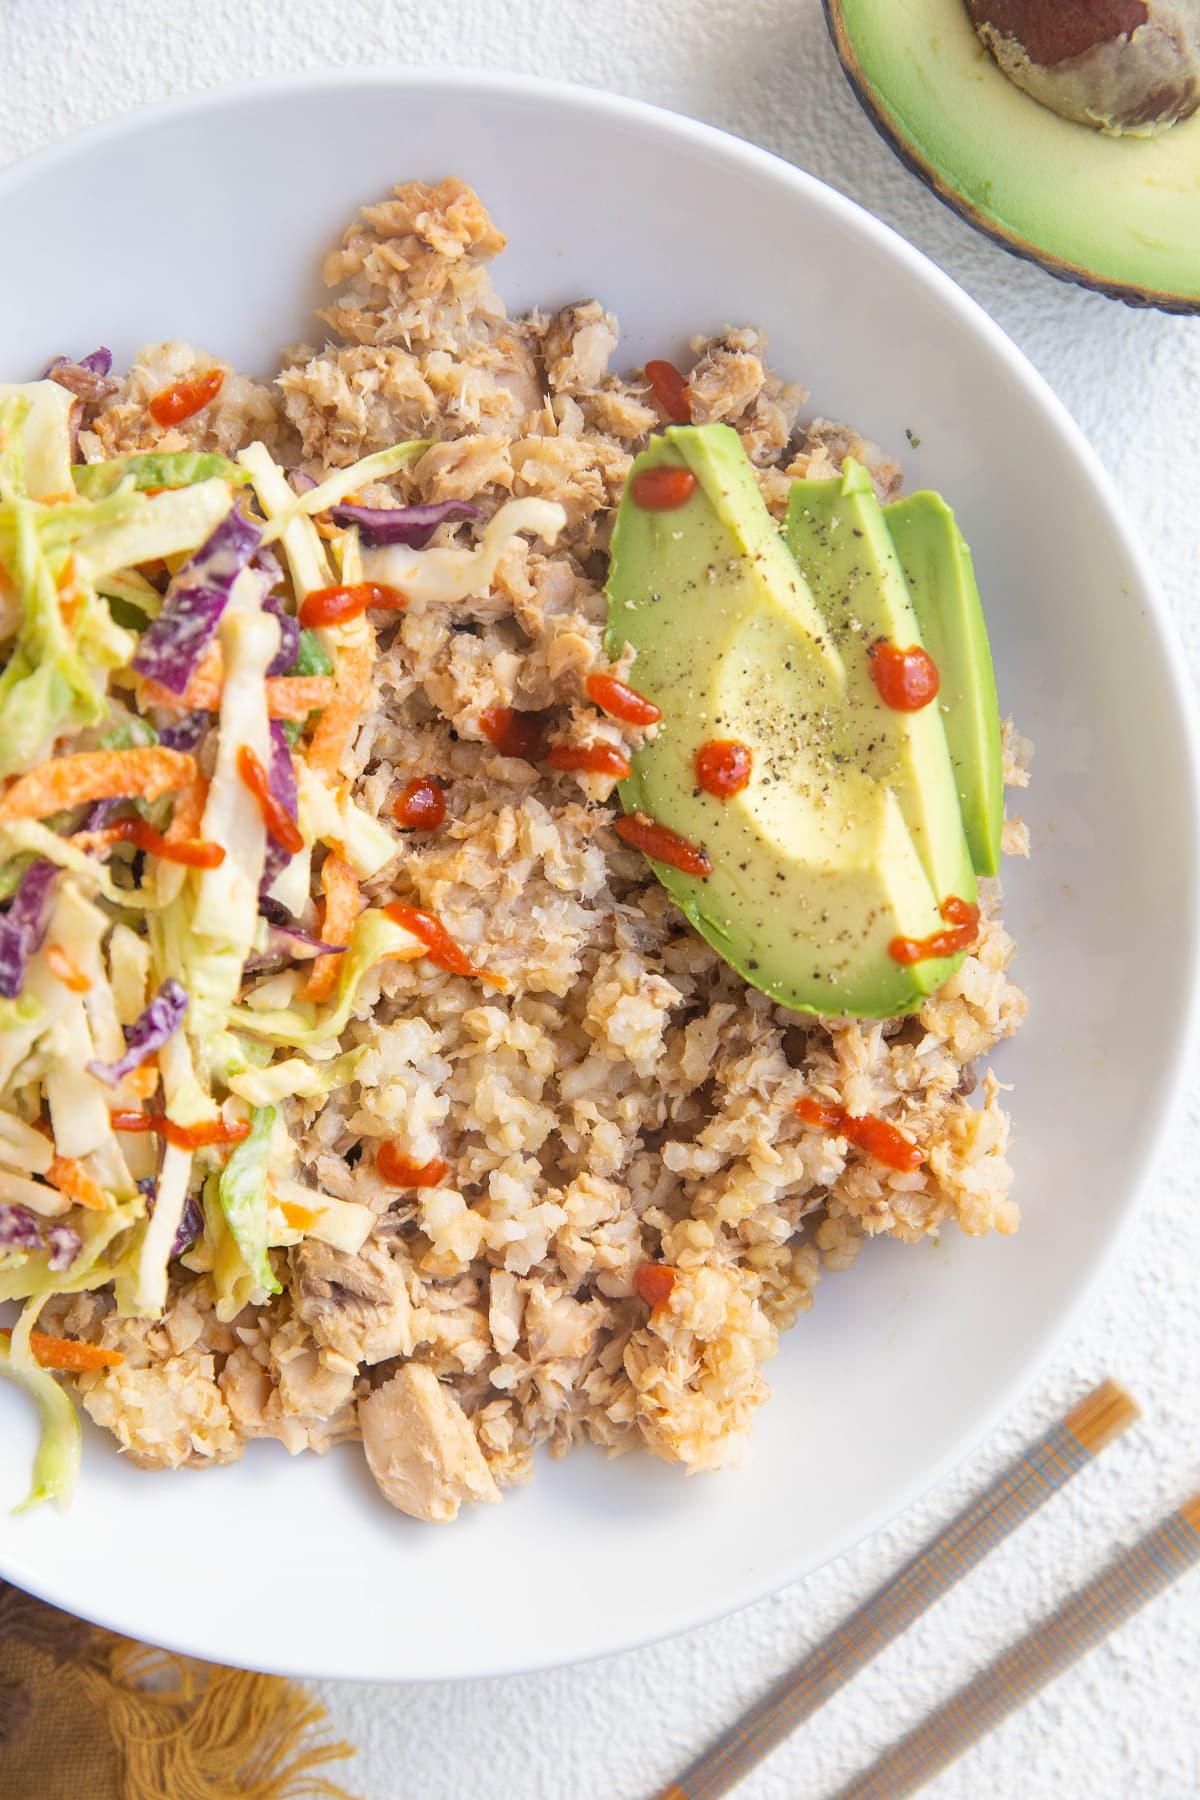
42,179,1028,1520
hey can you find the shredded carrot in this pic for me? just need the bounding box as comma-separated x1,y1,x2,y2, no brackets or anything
139,647,334,721
137,640,224,712
46,1155,109,1211
43,944,90,993
305,630,375,782
0,747,196,824
0,1327,124,1373
264,676,336,721
300,854,360,1003
164,775,210,843
280,1199,319,1230
126,1062,159,1101
56,555,82,632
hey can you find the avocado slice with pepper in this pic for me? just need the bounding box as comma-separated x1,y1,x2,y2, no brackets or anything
825,0,1200,312
783,460,977,914
605,425,975,1017
886,490,1004,876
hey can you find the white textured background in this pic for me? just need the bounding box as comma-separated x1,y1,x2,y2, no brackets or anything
3,4,1199,1796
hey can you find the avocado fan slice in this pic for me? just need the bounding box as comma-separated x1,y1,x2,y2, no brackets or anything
606,424,975,1018
886,490,1004,878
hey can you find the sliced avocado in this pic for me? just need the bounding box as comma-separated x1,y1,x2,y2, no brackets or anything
886,491,1004,877
606,425,972,1018
825,0,1200,312
783,461,976,916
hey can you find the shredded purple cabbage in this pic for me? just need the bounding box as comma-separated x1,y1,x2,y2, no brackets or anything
80,797,120,832
45,1223,83,1272
258,723,300,895
172,1193,204,1257
0,1205,80,1270
45,347,112,378
0,1205,43,1254
0,859,57,1000
140,1176,203,1258
256,895,346,961
329,499,484,549
86,978,188,1088
290,470,318,494
264,593,301,678
43,346,115,405
131,508,263,695
157,712,209,754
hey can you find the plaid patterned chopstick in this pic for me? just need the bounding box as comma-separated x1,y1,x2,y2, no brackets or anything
656,1381,1137,1800
833,1492,1200,1799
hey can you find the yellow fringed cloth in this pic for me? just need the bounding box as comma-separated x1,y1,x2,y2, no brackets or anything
0,1582,360,1800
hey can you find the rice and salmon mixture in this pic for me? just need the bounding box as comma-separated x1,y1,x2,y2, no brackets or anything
35,180,1028,1521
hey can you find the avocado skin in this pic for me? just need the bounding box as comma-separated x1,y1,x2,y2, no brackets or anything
825,0,1200,314
606,425,971,1019
887,492,1004,878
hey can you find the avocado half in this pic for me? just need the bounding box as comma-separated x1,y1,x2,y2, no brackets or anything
825,0,1200,312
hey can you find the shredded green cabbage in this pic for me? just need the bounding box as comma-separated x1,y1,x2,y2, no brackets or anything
72,450,250,500
228,907,423,1045
0,1336,82,1511
213,1107,281,1320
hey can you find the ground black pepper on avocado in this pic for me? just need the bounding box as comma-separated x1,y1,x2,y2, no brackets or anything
604,423,1003,1018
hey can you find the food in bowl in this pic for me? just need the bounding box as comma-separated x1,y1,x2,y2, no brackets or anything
0,179,1027,1523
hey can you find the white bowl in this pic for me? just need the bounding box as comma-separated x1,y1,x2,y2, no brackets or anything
1,70,1197,1682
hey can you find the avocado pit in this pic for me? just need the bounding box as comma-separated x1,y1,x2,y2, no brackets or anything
965,0,1200,134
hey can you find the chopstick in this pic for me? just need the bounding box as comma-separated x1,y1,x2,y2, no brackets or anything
655,1380,1139,1800
832,1491,1200,1799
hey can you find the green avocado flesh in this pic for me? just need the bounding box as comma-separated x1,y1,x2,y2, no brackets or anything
886,491,1004,877
828,0,1200,310
606,426,978,1018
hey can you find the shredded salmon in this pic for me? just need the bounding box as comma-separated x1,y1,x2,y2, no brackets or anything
301,854,360,1003
0,1328,124,1373
46,1155,109,1211
43,944,90,993
305,630,374,782
0,748,196,824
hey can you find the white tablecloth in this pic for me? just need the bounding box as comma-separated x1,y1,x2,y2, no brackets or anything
3,2,1198,1793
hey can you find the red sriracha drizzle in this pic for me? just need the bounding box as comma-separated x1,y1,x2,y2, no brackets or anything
644,360,692,424
585,672,661,727
614,812,712,877
546,744,632,779
148,368,224,427
695,739,752,799
384,902,507,988
107,816,225,869
796,1097,922,1172
237,745,303,855
393,776,446,830
298,582,408,629
633,1263,677,1310
630,466,696,511
110,1111,250,1152
868,641,940,711
889,896,980,966
376,1145,450,1188
478,705,548,761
